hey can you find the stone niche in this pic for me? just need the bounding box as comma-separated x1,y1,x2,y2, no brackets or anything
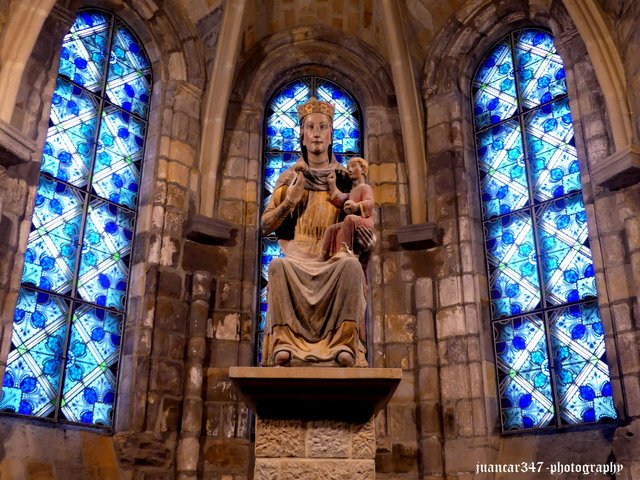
229,367,402,480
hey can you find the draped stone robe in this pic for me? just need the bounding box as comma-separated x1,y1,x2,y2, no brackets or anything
261,161,367,366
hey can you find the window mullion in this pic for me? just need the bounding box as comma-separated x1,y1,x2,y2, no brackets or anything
512,30,563,429
52,15,118,422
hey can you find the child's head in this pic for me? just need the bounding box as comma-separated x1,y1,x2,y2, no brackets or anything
347,157,368,179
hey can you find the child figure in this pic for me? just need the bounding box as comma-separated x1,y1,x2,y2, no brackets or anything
318,157,375,260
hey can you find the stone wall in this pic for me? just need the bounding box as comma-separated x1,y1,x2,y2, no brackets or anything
415,0,638,479
0,0,639,479
0,1,212,479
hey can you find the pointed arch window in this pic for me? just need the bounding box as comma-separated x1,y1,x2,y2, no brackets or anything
0,10,152,427
257,77,362,364
472,29,617,431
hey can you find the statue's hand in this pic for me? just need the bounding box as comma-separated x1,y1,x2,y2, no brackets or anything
356,226,376,252
285,171,305,205
344,200,358,214
293,159,308,173
327,171,337,190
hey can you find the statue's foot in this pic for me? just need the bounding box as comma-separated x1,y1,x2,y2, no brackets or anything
274,350,291,366
336,351,355,367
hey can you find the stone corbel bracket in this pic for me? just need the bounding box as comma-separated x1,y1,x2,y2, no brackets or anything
396,222,441,250
0,119,36,167
229,366,403,422
592,144,640,191
184,214,234,245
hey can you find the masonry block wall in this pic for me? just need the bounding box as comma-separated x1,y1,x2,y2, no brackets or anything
0,1,639,479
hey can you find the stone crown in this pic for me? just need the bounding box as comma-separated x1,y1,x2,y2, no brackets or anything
297,97,335,121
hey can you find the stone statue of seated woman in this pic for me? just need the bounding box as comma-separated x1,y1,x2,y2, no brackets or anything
260,98,375,367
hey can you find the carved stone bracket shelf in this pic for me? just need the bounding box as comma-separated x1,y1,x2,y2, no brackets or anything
396,221,441,250
184,214,233,245
0,120,36,167
230,367,402,480
593,144,640,190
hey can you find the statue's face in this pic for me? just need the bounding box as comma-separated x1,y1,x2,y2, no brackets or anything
301,112,332,156
347,158,363,180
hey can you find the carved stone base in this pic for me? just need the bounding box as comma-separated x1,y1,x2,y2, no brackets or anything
229,367,402,480
254,417,376,480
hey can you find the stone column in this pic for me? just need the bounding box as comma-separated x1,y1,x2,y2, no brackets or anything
230,367,402,480
176,271,212,479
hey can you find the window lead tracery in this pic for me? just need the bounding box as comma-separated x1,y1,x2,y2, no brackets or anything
472,28,617,431
0,9,152,428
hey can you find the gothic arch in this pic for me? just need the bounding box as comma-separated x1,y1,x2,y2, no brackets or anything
416,0,625,453
233,25,393,111
212,24,397,216
0,0,209,434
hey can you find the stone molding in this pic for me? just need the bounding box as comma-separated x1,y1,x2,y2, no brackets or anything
184,213,234,244
593,144,640,190
0,119,36,167
229,366,402,421
396,222,441,250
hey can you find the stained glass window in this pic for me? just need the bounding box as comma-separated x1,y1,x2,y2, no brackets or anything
0,10,151,428
257,77,362,363
473,29,617,431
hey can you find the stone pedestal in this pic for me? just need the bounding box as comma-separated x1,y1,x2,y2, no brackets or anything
229,367,402,480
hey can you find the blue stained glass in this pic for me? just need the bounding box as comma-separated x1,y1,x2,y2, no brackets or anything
44,78,99,187
475,29,616,431
61,371,116,426
526,98,579,202
473,41,518,130
256,333,264,366
536,194,596,305
476,120,528,219
106,26,151,116
259,287,268,331
50,77,99,125
516,30,567,109
108,25,150,79
266,111,301,152
263,153,299,195
494,316,554,430
77,200,133,310
106,75,152,117
261,236,285,282
60,305,121,426
0,288,70,418
485,213,540,317
78,262,128,310
550,304,616,424
316,80,360,153
93,107,145,208
93,161,141,210
266,80,310,152
5,9,150,427
97,107,146,168
58,22,109,92
70,12,109,33
22,178,85,293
